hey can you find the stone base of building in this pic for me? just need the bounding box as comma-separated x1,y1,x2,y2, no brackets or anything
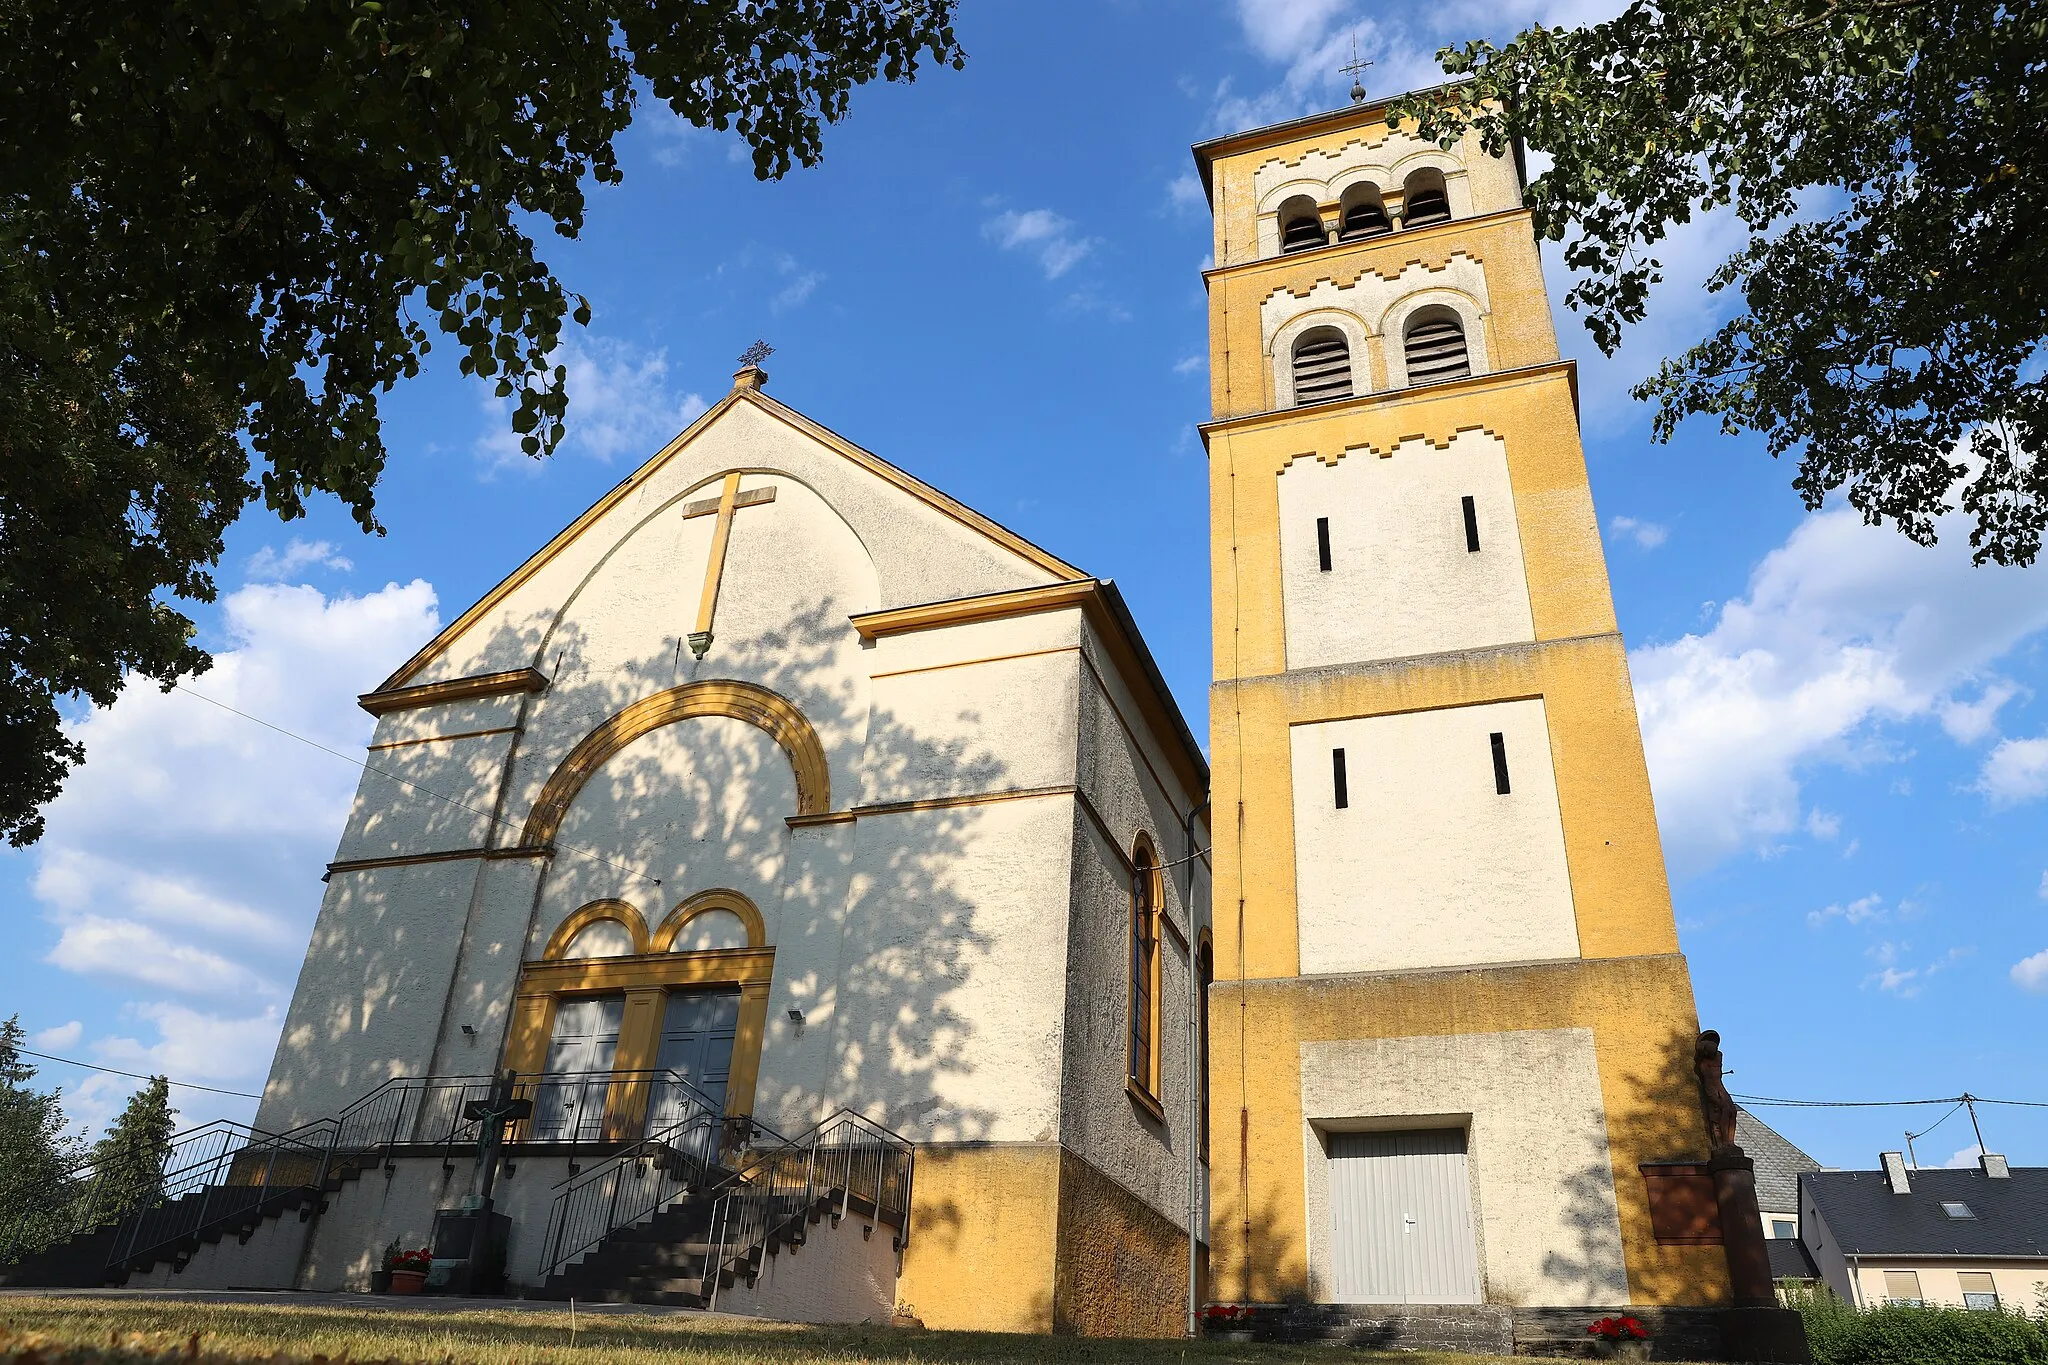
1204,1303,1811,1362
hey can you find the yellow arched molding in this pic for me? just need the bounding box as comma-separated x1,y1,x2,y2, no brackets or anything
653,888,768,952
544,899,652,959
520,679,829,848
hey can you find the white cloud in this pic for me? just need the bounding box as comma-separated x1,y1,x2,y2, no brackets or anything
1809,893,1882,928
246,538,353,582
2014,948,2048,994
1609,515,1669,550
47,916,268,995
1936,681,2018,744
982,209,1098,280
1804,809,1841,840
478,337,709,468
1167,172,1207,215
772,271,822,313
1174,355,1207,376
1632,503,2048,872
1945,1143,1985,1169
31,1021,81,1050
2039,870,2048,899
29,578,437,1128
1976,734,2048,807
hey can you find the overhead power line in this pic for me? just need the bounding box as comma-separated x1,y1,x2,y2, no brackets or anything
17,1047,263,1100
173,683,661,891
1735,1091,2048,1111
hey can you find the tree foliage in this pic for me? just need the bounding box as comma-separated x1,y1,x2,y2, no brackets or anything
0,1017,83,1259
0,0,964,846
1397,0,2048,564
85,1078,177,1227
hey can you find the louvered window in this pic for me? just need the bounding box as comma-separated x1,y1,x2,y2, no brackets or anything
1403,170,1452,228
1339,195,1391,240
1404,315,1470,385
1292,329,1353,405
1281,213,1326,253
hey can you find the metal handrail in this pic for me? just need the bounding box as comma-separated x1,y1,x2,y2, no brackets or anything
1,1068,729,1274
534,1085,783,1279
701,1109,915,1308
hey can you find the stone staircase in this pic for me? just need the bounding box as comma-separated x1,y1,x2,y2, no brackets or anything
530,1109,913,1309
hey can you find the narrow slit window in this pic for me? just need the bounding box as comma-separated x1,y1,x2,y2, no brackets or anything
1490,732,1511,795
1317,516,1332,571
1461,496,1480,552
1332,748,1349,809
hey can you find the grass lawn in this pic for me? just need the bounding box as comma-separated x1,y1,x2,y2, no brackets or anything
0,1296,1502,1365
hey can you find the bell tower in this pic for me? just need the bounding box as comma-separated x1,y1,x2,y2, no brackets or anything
1194,94,1729,1311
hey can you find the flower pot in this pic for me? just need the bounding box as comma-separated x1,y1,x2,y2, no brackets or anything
369,1269,392,1294
889,1314,923,1330
389,1269,427,1295
1594,1339,1651,1361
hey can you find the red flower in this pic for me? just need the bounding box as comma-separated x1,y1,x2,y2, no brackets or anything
1588,1316,1651,1340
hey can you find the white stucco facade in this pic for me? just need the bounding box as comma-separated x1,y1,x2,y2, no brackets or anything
1276,431,1535,670
1290,697,1578,975
1298,1028,1628,1307
243,377,1209,1308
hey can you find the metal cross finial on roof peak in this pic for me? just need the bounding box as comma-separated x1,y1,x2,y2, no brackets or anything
1341,35,1374,105
738,339,775,368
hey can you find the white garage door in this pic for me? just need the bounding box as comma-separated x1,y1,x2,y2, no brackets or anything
1328,1128,1481,1304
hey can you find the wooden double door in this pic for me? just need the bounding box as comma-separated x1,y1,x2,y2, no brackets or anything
533,988,740,1141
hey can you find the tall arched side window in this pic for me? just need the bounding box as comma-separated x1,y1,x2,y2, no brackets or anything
1128,841,1162,1099
1402,168,1452,228
1404,311,1472,385
1338,185,1392,241
1278,195,1326,253
1292,328,1354,405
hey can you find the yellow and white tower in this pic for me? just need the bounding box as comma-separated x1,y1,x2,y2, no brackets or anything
1194,95,1729,1313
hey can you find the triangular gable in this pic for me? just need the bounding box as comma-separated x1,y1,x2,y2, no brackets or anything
378,381,1087,691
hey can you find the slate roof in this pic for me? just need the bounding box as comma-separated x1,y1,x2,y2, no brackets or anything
1803,1166,2048,1258
1737,1107,1822,1211
1768,1238,1821,1280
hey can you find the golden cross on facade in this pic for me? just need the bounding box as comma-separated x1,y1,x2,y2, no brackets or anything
681,472,776,658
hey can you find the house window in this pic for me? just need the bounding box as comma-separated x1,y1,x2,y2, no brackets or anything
1941,1201,1976,1219
1292,327,1354,404
1490,732,1511,796
1882,1269,1924,1306
1770,1219,1796,1239
1127,841,1162,1100
1404,310,1471,385
1959,1272,1999,1310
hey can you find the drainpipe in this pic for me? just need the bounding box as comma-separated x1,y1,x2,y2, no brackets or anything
1182,796,1209,1338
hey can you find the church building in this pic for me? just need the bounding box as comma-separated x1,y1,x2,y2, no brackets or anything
8,82,1812,1359
232,365,1212,1332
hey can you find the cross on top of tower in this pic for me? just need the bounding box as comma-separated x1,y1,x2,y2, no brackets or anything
1341,35,1374,105
737,339,775,367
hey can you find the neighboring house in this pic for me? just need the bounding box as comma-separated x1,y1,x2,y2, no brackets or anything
1801,1152,2048,1311
1738,1107,1822,1240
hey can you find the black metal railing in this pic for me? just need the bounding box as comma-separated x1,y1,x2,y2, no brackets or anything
1,1067,727,1277
536,1092,789,1281
700,1110,914,1307
325,1068,721,1157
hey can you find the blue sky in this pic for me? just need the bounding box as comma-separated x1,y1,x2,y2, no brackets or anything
4,0,2044,1174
